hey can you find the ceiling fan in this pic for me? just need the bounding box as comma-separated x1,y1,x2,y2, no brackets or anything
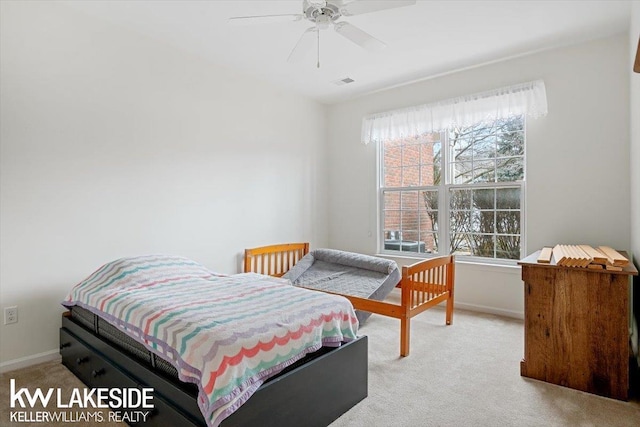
229,0,417,68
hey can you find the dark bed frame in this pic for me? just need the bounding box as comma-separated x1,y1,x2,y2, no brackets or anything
60,313,368,427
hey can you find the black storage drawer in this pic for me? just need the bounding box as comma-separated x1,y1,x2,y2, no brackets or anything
60,328,93,383
60,327,200,427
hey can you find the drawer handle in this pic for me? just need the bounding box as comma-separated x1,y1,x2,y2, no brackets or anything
91,368,105,378
60,342,71,350
76,357,89,365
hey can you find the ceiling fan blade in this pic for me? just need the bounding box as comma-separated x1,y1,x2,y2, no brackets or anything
308,0,327,7
334,22,385,51
228,14,304,26
287,27,318,63
340,0,417,17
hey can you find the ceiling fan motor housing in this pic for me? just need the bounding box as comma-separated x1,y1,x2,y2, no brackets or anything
303,0,343,28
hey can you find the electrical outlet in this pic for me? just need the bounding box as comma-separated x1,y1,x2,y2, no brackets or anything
4,306,18,325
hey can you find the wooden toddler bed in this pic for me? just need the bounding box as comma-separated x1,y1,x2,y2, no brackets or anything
245,244,455,357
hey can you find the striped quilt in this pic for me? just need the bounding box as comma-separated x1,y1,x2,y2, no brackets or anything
62,255,359,427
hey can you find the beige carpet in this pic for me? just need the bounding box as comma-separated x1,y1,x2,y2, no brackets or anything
332,298,640,427
2,298,639,426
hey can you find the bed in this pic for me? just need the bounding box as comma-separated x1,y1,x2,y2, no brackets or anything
244,244,455,357
60,255,368,427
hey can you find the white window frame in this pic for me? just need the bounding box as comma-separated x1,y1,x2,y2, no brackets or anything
377,119,526,266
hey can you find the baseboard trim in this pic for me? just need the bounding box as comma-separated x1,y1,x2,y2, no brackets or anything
0,302,522,372
455,302,524,320
0,349,60,373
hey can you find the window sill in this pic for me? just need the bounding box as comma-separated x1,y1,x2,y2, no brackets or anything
375,252,521,272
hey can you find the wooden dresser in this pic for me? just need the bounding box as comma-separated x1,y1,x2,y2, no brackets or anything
518,250,637,400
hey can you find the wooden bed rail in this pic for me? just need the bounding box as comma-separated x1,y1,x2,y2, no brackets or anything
403,255,454,320
324,255,455,357
400,255,455,356
244,243,310,277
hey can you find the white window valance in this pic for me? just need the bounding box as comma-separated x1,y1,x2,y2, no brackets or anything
361,80,548,144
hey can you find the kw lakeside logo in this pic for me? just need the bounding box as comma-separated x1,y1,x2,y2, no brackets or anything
8,379,154,424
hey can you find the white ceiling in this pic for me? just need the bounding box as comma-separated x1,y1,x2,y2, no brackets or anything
63,0,631,104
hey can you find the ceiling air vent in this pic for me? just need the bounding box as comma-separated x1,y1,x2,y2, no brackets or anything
332,77,355,86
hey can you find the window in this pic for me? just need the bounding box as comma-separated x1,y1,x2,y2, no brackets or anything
380,115,525,262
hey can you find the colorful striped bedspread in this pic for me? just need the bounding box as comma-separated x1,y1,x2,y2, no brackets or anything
62,255,359,427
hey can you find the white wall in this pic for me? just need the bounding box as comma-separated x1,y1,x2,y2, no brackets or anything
631,2,640,262
630,1,640,363
326,35,630,318
0,2,328,367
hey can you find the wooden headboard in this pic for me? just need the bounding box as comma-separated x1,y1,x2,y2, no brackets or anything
244,243,310,277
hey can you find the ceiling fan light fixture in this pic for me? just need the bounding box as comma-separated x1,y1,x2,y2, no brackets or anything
315,15,331,30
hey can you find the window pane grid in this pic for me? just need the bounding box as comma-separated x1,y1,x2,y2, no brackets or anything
381,116,524,261
449,184,521,260
382,186,439,254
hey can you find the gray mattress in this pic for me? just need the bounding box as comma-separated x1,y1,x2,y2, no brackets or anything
70,306,184,382
283,249,401,324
